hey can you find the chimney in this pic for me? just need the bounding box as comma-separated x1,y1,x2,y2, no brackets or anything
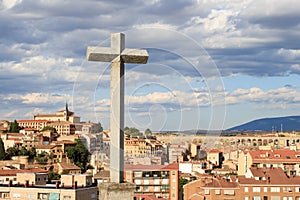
73,181,77,189
8,180,12,187
24,180,29,187
56,181,59,189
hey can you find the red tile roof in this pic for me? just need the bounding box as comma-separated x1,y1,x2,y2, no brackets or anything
18,120,49,123
125,163,178,171
249,149,300,163
134,194,167,200
0,168,48,176
238,167,300,185
203,178,239,188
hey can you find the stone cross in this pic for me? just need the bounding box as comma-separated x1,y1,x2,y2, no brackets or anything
86,33,148,183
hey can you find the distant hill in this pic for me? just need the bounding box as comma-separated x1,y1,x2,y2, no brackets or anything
228,116,300,131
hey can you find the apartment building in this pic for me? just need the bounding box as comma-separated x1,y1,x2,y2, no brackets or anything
0,173,98,200
238,149,300,176
125,138,151,157
80,133,103,153
187,167,300,200
124,163,179,200
18,120,49,131
207,149,224,167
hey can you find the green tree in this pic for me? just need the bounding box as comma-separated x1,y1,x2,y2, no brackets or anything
48,171,60,181
179,178,189,199
35,151,49,164
27,147,36,159
8,120,20,133
19,146,28,156
144,128,152,136
66,139,89,173
124,127,142,137
5,146,19,159
41,126,56,132
0,138,5,160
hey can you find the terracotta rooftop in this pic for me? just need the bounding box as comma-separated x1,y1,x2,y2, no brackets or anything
203,178,239,188
208,149,221,153
58,162,81,170
0,168,47,176
94,170,110,178
134,194,167,200
238,167,300,185
249,149,300,163
125,163,178,171
18,120,49,123
35,144,56,149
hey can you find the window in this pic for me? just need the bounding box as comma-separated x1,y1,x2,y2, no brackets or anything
253,187,261,192
253,196,261,200
154,186,160,192
245,187,249,192
162,179,169,185
283,187,292,192
144,186,149,192
154,179,160,185
215,189,220,195
136,186,141,192
143,179,149,185
244,197,249,200
264,187,267,192
161,185,169,192
63,196,72,200
224,190,234,195
271,187,280,192
12,193,20,198
134,172,142,177
204,189,210,195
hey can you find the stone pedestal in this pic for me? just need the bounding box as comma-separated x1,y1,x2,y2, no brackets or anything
98,182,135,200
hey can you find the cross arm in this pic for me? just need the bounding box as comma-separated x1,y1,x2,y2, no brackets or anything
121,48,149,64
86,46,119,62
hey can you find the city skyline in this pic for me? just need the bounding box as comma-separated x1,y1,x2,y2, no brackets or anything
1,0,300,131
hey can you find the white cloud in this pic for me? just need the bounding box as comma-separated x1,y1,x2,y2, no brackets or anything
24,108,44,117
226,87,300,107
3,110,19,118
4,93,71,105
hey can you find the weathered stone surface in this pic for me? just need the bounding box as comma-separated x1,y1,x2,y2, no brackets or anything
98,182,135,200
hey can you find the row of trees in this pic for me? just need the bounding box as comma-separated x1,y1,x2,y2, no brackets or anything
124,127,153,137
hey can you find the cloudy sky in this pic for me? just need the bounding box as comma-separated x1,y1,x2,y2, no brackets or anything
1,0,300,131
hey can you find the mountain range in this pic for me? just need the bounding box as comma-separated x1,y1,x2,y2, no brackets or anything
228,116,300,131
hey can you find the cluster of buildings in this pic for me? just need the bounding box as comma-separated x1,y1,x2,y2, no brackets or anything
2,106,300,200
0,106,180,200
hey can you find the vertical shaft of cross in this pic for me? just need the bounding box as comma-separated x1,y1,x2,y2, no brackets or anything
110,61,125,183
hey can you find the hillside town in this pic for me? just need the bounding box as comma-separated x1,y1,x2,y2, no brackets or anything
0,105,299,200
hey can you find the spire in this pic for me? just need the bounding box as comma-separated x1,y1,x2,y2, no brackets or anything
65,101,70,117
